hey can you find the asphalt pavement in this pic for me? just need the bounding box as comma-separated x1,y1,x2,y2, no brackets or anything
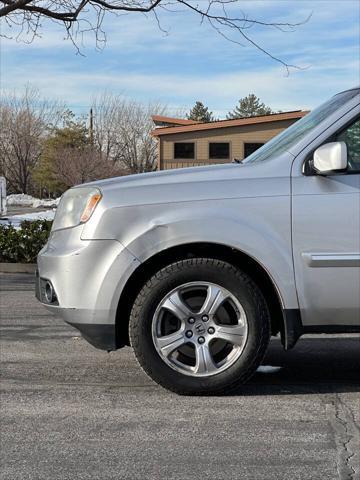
0,273,359,480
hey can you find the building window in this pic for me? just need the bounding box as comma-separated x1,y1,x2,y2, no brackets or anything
209,142,230,159
174,142,195,159
244,143,264,158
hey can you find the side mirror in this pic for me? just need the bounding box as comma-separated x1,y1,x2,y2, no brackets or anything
313,141,347,174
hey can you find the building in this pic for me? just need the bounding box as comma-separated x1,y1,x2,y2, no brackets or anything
151,111,308,170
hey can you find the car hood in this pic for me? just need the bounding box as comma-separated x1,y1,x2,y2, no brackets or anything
80,154,292,207
82,162,244,189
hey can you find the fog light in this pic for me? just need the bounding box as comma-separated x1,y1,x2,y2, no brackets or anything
44,281,56,303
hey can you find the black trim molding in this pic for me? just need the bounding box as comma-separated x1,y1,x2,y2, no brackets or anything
282,309,303,350
68,323,122,351
280,309,360,350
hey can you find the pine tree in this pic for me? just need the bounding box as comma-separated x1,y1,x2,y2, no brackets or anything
187,101,214,122
227,94,273,119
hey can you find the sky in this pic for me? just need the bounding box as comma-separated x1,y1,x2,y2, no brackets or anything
1,0,359,118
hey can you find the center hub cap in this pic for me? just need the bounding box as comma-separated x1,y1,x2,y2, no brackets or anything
194,323,206,335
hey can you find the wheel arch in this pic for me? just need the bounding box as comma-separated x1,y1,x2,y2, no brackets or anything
116,242,295,349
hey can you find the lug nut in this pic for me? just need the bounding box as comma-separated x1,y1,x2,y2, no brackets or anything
208,327,215,334
188,317,195,324
185,330,193,338
198,336,205,344
202,315,209,322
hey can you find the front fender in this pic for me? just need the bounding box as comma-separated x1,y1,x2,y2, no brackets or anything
82,197,299,310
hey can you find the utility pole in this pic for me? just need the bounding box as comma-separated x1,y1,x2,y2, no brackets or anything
89,108,94,144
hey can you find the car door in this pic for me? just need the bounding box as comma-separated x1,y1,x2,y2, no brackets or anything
292,116,360,328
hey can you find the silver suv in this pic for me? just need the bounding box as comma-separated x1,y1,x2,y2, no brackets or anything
36,88,360,395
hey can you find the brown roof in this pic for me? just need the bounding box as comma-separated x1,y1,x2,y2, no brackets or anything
151,111,309,136
152,115,201,126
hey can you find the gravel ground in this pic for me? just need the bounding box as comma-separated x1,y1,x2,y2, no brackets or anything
0,273,359,480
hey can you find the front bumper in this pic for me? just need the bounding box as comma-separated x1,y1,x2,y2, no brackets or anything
36,225,140,350
35,271,117,350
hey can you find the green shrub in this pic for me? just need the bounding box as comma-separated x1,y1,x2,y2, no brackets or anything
0,220,53,263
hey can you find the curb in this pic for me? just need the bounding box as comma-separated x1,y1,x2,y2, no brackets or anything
0,263,36,274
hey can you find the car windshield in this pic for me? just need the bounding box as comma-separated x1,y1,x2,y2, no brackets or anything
243,89,359,164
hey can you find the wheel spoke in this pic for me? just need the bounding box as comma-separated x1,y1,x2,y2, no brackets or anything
215,324,245,345
161,290,193,320
200,284,228,316
194,343,217,374
153,281,248,378
156,330,186,357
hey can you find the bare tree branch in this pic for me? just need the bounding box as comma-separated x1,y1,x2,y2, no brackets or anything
177,0,311,73
51,146,121,188
0,0,310,70
0,86,65,194
92,92,166,173
0,0,32,16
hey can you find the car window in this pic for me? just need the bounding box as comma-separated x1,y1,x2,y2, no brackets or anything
336,118,360,173
243,89,359,164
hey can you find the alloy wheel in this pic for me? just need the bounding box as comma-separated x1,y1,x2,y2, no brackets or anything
152,281,248,377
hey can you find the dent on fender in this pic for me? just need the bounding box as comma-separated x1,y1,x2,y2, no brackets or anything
129,229,294,307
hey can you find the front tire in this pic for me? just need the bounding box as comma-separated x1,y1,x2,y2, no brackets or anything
129,258,270,395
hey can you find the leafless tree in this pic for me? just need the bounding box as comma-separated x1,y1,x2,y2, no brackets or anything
51,145,123,188
0,86,64,194
0,0,310,71
92,93,166,173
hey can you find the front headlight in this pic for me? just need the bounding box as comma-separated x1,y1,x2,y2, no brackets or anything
52,187,102,232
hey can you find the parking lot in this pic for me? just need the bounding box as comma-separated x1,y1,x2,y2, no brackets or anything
1,273,359,480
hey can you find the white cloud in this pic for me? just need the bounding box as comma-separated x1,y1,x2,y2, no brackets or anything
1,0,359,117
2,59,357,116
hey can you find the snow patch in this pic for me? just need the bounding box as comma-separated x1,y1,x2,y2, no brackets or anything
32,197,60,208
6,194,35,207
0,210,55,228
6,194,60,208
